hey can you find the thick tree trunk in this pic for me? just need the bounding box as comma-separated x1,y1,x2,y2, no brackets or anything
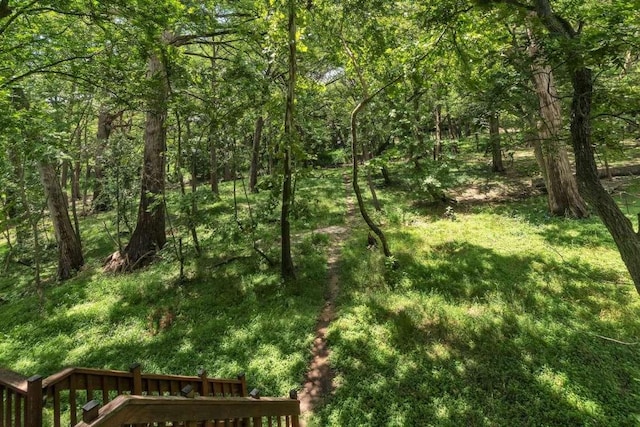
39,162,84,280
249,116,264,193
528,29,589,218
111,53,168,271
489,112,505,173
281,0,296,280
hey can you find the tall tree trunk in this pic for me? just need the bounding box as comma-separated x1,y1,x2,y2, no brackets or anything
7,149,27,245
249,116,264,193
93,109,116,212
111,53,168,271
209,51,219,195
209,130,219,194
280,0,297,280
528,28,589,218
39,162,84,280
72,160,81,200
60,160,70,189
434,104,443,161
489,112,505,173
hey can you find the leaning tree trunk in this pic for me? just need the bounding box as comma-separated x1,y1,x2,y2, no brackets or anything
351,101,392,258
280,0,296,280
108,53,168,271
39,162,84,280
570,68,640,292
249,116,264,193
489,112,505,173
528,28,589,218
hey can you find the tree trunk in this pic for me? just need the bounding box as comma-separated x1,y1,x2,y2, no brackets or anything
528,28,589,218
39,162,84,280
434,104,442,161
93,109,117,212
209,52,219,195
351,102,392,258
249,115,264,193
111,53,168,271
60,160,70,189
209,131,219,194
281,0,296,280
489,112,505,173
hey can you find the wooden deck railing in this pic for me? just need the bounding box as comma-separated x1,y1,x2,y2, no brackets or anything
0,369,43,427
76,394,300,427
0,365,270,427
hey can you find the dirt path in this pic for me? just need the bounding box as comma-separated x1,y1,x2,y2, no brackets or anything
298,175,355,424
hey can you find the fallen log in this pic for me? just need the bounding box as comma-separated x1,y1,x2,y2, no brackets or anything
532,163,640,192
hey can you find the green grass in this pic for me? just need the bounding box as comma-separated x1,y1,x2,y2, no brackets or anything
308,163,640,426
3,158,640,426
0,169,348,396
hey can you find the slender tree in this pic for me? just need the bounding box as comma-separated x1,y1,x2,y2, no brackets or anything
281,0,297,280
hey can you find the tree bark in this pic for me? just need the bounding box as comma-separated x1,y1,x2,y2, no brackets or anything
434,104,443,161
528,31,589,218
489,112,505,173
93,109,116,212
281,0,296,280
39,162,84,280
249,115,264,193
113,53,168,271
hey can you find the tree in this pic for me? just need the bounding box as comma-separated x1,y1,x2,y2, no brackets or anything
488,0,640,292
280,0,297,280
526,26,588,218
114,52,169,270
39,161,84,280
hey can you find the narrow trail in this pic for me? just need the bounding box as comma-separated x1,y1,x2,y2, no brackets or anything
298,174,356,424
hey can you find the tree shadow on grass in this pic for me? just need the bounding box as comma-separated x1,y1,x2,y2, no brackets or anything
318,240,640,426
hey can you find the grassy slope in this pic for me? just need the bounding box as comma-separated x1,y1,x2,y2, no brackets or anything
311,149,640,426
0,169,347,396
2,145,640,426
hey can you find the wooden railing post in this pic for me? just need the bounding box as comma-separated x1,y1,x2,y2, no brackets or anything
198,369,209,397
237,373,247,397
26,375,43,427
129,364,142,395
82,400,100,423
290,390,300,427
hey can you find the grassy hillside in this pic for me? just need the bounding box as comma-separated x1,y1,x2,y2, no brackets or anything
2,150,640,426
